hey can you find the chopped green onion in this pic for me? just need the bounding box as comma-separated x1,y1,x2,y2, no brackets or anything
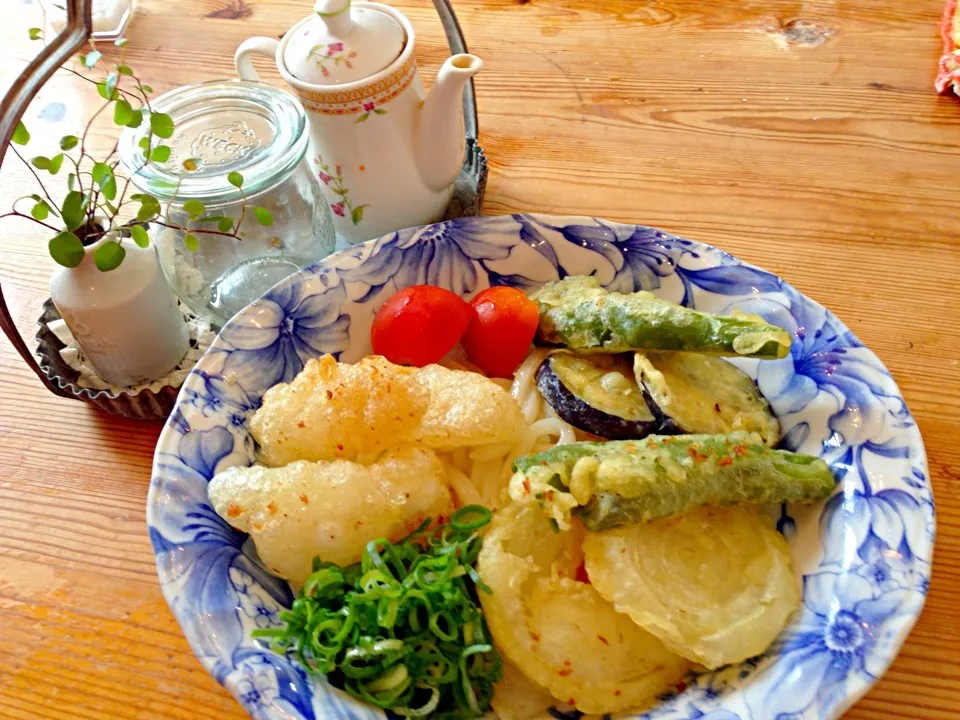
251,505,500,718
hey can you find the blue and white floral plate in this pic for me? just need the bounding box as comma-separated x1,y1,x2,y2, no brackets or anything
147,215,933,720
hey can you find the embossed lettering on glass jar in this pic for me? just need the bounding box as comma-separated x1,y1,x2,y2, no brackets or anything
119,80,336,326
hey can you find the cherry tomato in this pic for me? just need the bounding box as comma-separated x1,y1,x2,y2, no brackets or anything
461,286,540,378
371,285,473,367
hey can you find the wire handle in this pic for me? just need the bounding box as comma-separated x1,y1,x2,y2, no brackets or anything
0,0,93,398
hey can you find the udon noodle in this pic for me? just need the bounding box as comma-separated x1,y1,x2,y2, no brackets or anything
439,349,577,508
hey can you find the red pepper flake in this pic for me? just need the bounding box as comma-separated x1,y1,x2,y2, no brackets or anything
437,515,449,525
575,562,590,584
619,547,626,554
626,444,637,453
597,634,609,645
253,521,263,531
718,456,733,467
297,420,305,428
614,690,622,697
299,493,310,505
336,443,344,452
530,632,541,642
566,698,576,707
558,668,572,677
354,520,364,528
545,490,555,501
227,503,243,518
267,501,278,516
714,403,721,413
522,478,531,494
326,390,333,400
733,444,748,457
563,659,572,667
675,680,688,693
540,460,548,466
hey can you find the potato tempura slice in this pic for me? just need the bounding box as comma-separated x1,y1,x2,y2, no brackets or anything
414,363,526,449
250,355,429,466
477,502,690,715
583,506,800,669
208,446,453,585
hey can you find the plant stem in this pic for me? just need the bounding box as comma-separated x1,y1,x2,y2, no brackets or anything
0,211,62,234
10,146,59,209
59,65,141,103
151,220,244,240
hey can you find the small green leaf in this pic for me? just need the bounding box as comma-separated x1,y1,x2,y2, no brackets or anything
31,156,50,170
150,145,171,163
184,233,199,252
351,205,366,225
92,162,117,201
218,217,234,233
116,64,133,76
94,240,126,271
67,173,76,192
139,84,153,94
12,121,29,146
182,199,206,218
254,207,273,226
82,50,102,68
59,134,79,151
130,225,150,248
150,112,174,139
96,76,118,100
227,171,244,188
114,37,128,47
28,27,42,40
138,136,151,152
48,231,84,268
31,201,49,221
125,111,143,129
104,199,119,216
48,154,64,175
134,194,160,222
113,98,134,126
60,191,88,230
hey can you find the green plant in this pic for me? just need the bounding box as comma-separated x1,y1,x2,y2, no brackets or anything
1,30,274,272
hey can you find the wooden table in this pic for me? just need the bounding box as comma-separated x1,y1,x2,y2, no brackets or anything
1,0,958,717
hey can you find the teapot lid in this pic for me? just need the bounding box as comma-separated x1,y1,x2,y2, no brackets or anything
283,0,405,86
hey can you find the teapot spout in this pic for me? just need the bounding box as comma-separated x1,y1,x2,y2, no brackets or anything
415,54,483,192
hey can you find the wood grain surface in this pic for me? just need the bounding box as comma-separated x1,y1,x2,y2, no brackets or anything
1,0,958,717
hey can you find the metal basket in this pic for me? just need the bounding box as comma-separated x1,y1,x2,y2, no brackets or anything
0,0,487,419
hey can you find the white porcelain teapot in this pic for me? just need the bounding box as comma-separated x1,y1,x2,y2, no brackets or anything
235,0,483,243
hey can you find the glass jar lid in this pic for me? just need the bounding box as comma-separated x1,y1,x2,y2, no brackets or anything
119,80,308,205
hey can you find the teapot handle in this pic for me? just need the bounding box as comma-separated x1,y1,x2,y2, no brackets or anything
235,37,280,82
432,0,477,141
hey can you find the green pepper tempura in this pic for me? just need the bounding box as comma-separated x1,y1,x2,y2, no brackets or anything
252,505,502,719
532,276,793,359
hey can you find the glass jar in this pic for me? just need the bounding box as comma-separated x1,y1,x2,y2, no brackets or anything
119,80,336,326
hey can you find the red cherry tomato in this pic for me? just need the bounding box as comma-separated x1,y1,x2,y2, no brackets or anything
461,286,540,378
371,285,473,367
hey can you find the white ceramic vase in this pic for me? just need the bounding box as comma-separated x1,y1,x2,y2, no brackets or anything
49,234,190,388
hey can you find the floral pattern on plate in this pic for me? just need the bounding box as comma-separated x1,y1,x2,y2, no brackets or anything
147,214,933,720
